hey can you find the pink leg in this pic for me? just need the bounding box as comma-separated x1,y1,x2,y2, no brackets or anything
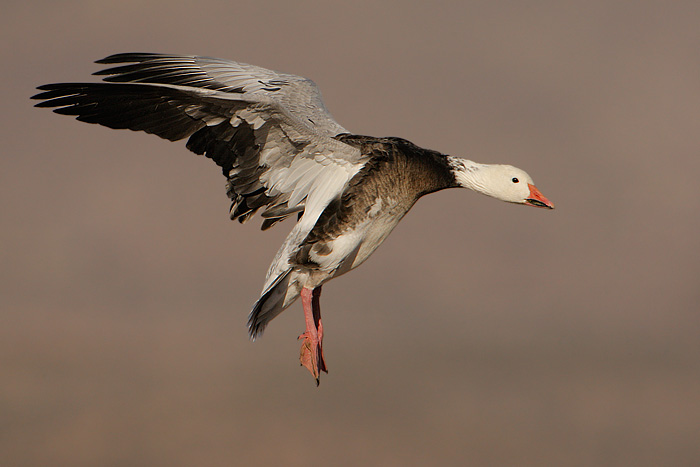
299,286,327,385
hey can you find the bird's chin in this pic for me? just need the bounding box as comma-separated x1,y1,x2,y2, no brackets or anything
524,198,554,209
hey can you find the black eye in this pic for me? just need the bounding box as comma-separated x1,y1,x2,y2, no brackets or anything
512,177,519,183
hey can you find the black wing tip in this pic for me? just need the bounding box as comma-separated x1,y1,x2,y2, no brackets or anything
31,83,81,105
31,89,49,102
32,83,67,95
32,98,55,107
93,53,167,77
34,83,55,92
95,52,170,65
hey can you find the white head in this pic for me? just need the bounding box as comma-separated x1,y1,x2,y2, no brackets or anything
448,158,554,209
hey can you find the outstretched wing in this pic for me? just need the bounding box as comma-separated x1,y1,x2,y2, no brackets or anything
32,53,367,230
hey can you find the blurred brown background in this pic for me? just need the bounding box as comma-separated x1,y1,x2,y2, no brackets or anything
3,1,699,465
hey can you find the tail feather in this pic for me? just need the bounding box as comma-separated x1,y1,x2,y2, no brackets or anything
247,270,296,340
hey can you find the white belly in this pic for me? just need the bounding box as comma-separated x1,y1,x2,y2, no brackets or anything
308,201,407,282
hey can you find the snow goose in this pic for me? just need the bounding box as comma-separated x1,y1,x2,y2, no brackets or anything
33,53,554,384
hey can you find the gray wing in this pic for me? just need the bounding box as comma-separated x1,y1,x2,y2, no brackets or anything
33,53,367,230
94,53,349,138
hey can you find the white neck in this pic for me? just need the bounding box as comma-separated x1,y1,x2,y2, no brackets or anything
446,157,491,195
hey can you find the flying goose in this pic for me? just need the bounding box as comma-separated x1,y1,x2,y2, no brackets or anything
33,53,554,384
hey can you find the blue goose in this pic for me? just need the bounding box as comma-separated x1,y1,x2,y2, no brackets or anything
33,53,554,384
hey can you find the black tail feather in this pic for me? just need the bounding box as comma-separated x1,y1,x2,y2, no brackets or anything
247,270,293,340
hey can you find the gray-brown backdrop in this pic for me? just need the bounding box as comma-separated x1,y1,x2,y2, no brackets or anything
3,1,699,465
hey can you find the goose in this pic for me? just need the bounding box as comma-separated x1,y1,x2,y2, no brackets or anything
33,53,554,384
